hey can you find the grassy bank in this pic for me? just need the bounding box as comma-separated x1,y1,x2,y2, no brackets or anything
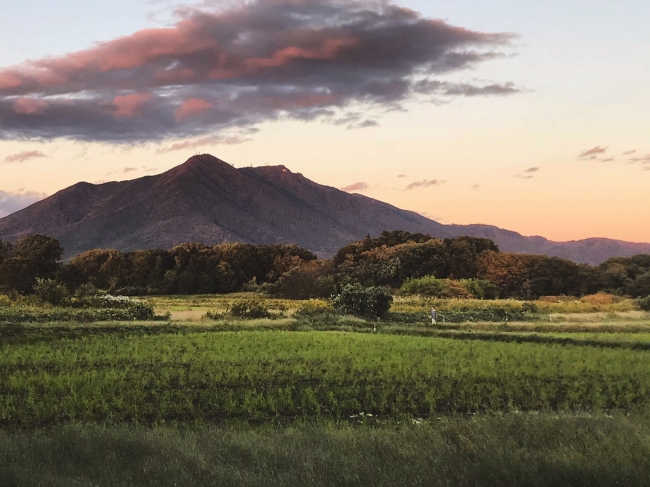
2,413,650,487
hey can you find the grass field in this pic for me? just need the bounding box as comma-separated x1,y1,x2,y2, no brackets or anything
3,413,650,487
2,295,650,485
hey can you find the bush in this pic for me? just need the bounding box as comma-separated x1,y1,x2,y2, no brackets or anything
74,283,99,298
33,278,70,306
0,294,11,307
0,304,163,323
270,260,338,299
230,298,272,319
399,276,472,299
460,279,500,300
639,296,650,312
333,284,393,320
293,300,338,324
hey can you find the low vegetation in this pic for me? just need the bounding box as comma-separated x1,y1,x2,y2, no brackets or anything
2,232,650,485
3,413,650,487
4,328,650,427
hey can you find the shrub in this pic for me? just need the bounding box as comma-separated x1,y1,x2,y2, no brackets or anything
460,279,500,300
399,276,472,299
294,300,338,323
270,260,337,299
74,283,100,299
639,296,650,312
0,294,11,307
333,284,393,320
230,298,271,319
33,278,70,306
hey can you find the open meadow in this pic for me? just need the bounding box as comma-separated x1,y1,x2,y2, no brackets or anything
2,294,650,485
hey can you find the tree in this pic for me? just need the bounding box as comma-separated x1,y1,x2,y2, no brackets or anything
0,234,64,293
333,284,393,320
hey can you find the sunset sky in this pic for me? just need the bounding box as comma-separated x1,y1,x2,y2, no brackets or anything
0,0,648,242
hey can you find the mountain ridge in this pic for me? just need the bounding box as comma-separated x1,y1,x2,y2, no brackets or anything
1,154,648,265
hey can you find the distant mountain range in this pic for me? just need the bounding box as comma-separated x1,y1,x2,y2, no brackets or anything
1,154,648,264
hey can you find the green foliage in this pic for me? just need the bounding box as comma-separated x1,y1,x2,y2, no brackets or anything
74,283,99,298
33,278,70,306
0,305,160,323
293,300,339,324
399,276,471,298
388,305,533,323
270,260,338,299
333,284,393,319
600,254,650,298
3,330,650,427
461,278,500,299
0,294,11,307
639,296,650,312
229,297,272,319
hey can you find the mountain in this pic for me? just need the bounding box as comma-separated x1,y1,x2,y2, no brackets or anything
0,154,648,264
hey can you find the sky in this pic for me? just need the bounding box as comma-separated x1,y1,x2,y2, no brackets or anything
0,0,649,242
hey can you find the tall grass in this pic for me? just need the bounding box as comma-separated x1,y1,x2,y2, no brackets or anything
2,413,650,487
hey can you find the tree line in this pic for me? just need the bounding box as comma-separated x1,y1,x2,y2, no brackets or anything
1,231,649,300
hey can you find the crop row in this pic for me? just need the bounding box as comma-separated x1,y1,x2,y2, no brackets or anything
2,331,650,427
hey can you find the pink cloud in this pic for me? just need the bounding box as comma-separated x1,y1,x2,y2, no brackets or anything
405,179,444,190
157,134,251,154
3,150,47,164
112,93,152,118
13,98,48,114
341,182,369,192
578,146,607,159
175,98,213,121
0,0,516,142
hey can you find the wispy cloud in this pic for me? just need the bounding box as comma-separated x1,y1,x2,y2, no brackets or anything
3,150,47,164
347,119,379,130
578,146,607,160
0,189,47,217
405,179,444,190
397,174,406,178
341,181,369,192
123,167,137,173
524,167,539,173
471,184,480,190
156,134,252,154
629,154,650,164
0,0,517,142
623,150,637,156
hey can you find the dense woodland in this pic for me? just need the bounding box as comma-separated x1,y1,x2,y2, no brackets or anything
1,231,649,300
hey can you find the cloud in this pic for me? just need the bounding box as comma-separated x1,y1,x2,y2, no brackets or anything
623,150,637,156
3,150,47,163
340,181,369,192
578,146,607,159
123,167,137,173
524,167,539,173
515,175,533,179
156,134,252,153
471,184,480,190
397,174,406,178
405,179,444,190
0,0,517,142
347,119,379,130
629,154,650,164
0,189,47,217
602,157,614,162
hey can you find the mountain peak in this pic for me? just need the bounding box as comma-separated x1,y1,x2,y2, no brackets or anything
163,153,237,181
1,154,649,264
